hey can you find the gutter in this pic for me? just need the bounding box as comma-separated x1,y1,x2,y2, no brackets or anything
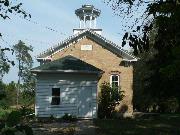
31,69,104,75
122,58,139,62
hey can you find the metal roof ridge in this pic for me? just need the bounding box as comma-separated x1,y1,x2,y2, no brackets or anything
87,29,138,59
37,28,138,60
36,29,90,58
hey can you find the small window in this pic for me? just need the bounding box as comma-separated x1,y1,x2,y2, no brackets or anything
110,74,120,90
51,88,60,105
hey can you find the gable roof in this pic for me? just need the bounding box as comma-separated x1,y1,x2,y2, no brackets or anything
37,29,137,61
31,55,103,74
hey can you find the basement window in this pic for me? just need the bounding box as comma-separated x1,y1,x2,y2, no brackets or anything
51,88,60,105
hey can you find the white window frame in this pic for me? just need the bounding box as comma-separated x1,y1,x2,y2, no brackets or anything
110,74,120,88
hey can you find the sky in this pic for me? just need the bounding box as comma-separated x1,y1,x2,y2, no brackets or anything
0,0,145,83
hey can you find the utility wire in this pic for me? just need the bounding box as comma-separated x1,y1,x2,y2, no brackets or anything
12,12,67,36
2,33,55,46
17,14,67,36
1,7,67,36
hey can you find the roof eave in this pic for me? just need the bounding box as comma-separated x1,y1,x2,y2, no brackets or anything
31,69,104,74
122,58,138,62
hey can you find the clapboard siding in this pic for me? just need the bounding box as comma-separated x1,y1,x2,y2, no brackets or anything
36,93,50,96
37,82,97,87
37,106,78,117
35,73,98,118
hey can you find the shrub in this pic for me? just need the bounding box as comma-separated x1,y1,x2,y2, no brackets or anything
160,97,179,113
61,113,77,122
98,82,124,118
19,90,35,106
50,114,55,120
1,125,33,135
16,125,33,135
19,106,34,118
0,109,10,121
1,127,16,135
0,99,9,110
0,91,6,101
6,111,21,127
0,107,34,135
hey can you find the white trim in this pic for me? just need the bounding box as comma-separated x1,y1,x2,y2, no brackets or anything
122,58,138,62
36,57,52,63
110,74,120,88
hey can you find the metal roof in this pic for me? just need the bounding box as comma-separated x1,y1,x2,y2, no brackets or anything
32,55,103,73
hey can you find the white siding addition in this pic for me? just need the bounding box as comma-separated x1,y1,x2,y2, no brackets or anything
35,73,98,118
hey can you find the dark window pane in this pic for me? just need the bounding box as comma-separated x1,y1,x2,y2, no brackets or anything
114,82,119,87
112,82,119,88
51,97,60,105
52,88,60,96
112,75,118,81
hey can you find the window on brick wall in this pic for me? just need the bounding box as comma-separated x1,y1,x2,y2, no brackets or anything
110,74,120,91
51,88,60,105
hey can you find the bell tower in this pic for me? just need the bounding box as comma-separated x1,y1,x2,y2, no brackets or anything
73,5,102,35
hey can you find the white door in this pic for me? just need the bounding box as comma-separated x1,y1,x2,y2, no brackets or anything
78,87,93,118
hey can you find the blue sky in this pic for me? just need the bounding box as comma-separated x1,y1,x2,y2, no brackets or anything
1,0,145,83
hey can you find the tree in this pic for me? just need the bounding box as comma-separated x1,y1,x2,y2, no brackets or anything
0,47,11,80
0,0,30,79
13,41,33,82
13,40,34,105
104,0,179,54
0,81,6,100
0,0,31,20
5,81,17,106
133,48,158,112
104,0,180,112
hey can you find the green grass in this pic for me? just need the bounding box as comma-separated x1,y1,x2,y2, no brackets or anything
94,114,180,135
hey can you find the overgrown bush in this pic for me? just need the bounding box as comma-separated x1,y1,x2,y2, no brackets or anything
19,90,35,106
0,107,34,135
0,90,6,101
0,81,35,107
1,127,16,135
6,110,21,127
0,99,9,110
160,97,179,113
19,106,34,118
61,113,77,122
0,109,10,121
98,82,124,118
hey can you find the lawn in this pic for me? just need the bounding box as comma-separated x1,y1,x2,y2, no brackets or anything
94,114,180,135
1,111,180,135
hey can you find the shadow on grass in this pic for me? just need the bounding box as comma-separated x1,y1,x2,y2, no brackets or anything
31,121,77,135
30,120,96,135
94,114,180,135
